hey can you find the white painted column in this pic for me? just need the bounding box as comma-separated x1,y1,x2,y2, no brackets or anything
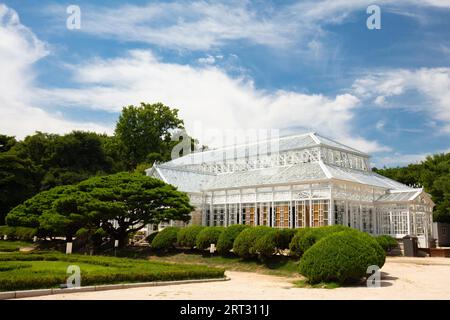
289,185,293,228
329,183,334,226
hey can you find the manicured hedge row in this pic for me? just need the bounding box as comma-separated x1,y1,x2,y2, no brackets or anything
0,252,225,292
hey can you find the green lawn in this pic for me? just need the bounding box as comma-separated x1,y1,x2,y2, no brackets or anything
149,252,302,277
0,241,34,252
0,252,225,292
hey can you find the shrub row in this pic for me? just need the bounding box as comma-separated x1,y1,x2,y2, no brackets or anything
0,252,225,292
148,224,389,275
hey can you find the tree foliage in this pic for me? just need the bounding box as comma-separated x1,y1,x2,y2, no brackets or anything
6,173,193,246
0,154,37,224
114,102,185,169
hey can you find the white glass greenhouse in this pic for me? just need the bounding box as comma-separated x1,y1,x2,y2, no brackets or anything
146,132,435,247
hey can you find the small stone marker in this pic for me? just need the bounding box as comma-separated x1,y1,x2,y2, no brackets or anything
66,242,73,254
33,236,37,243
114,240,119,248
3,235,7,240
210,243,216,254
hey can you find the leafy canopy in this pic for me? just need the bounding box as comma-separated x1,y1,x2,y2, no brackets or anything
6,173,193,245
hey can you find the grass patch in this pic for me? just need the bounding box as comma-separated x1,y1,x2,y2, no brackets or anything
292,279,340,289
0,251,225,292
149,251,301,277
0,241,34,252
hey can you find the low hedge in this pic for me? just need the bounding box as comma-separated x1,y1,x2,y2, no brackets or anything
150,227,180,251
0,252,225,292
289,225,352,257
196,226,225,250
177,225,205,249
375,235,398,251
233,226,272,259
0,226,37,241
217,224,248,256
299,230,386,284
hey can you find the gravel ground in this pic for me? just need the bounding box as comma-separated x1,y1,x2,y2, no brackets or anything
17,257,450,300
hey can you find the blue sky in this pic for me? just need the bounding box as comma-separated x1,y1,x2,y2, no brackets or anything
1,0,450,167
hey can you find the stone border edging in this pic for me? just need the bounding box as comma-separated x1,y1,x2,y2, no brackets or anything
0,277,230,300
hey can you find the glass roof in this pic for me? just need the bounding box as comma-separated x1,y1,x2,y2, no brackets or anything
376,190,422,202
165,132,368,167
151,161,413,192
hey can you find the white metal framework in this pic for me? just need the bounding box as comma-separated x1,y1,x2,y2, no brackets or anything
146,132,435,247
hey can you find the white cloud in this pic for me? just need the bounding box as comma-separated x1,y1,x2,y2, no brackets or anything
48,0,450,53
352,68,450,134
373,152,429,167
36,49,388,153
197,55,216,65
0,4,112,139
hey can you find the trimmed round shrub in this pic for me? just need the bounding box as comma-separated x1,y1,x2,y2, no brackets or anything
375,235,398,252
299,230,386,284
289,225,352,257
217,224,249,256
289,228,311,257
150,227,180,251
353,231,386,268
233,226,272,259
177,225,205,249
273,228,297,250
145,232,159,244
196,226,225,250
254,231,277,260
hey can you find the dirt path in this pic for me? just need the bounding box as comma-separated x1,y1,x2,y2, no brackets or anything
18,257,450,300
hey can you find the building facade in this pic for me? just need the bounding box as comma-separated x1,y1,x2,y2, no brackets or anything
146,132,435,247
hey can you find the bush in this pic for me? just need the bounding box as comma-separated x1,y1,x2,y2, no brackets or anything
150,227,179,251
177,225,205,249
253,231,277,260
253,228,296,260
289,225,352,257
145,232,159,244
217,224,249,256
375,235,398,252
0,226,37,241
289,228,311,257
0,252,225,291
233,226,272,259
196,227,225,250
299,230,386,284
273,228,297,251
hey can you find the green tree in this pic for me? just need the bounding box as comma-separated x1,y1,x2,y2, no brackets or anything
115,102,185,169
6,173,193,247
0,134,17,153
0,154,37,224
9,131,117,191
